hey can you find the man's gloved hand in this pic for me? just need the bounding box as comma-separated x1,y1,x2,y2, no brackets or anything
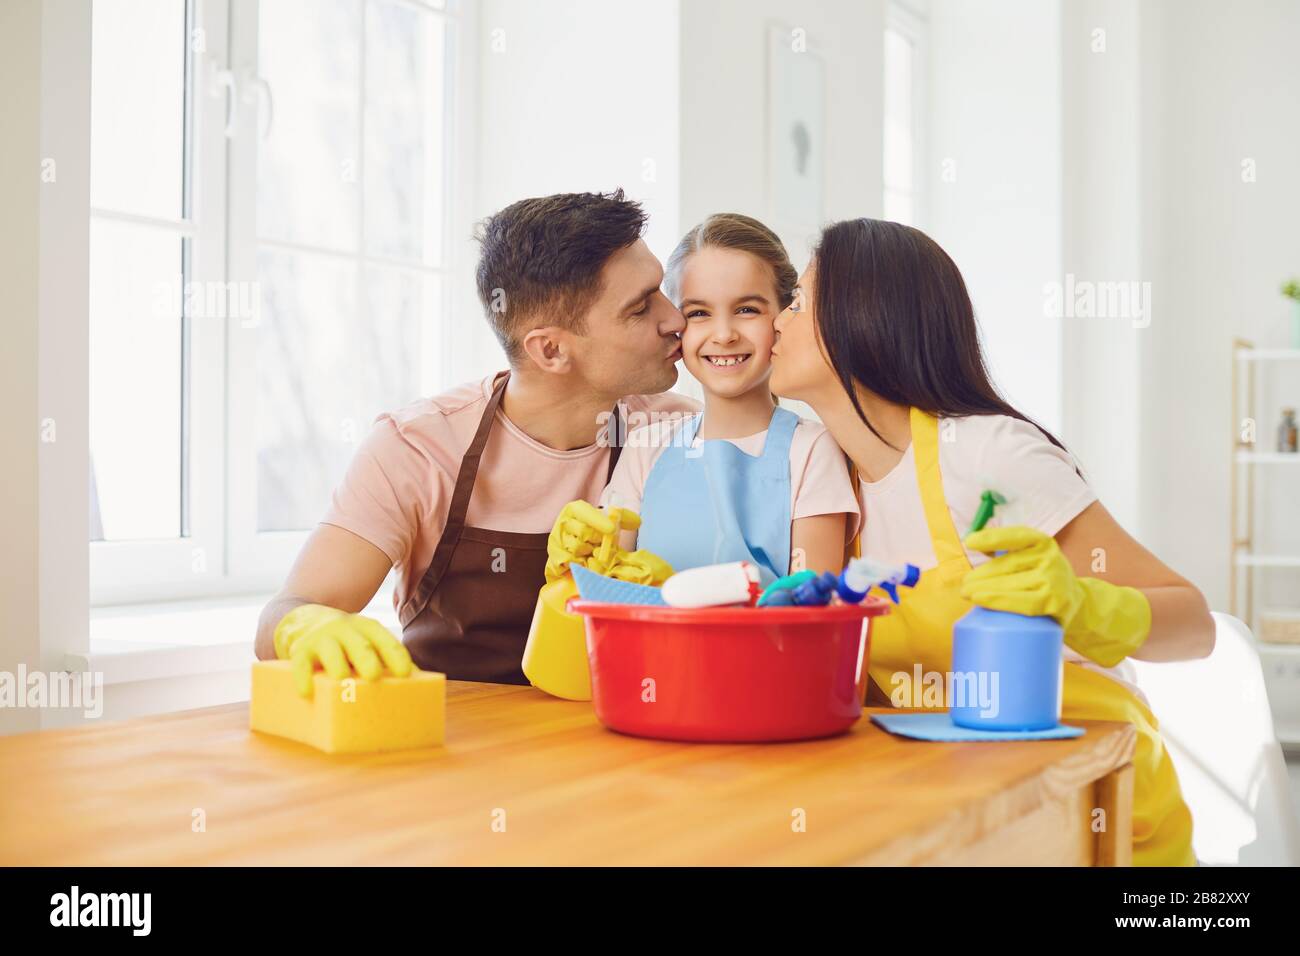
961,526,1152,668
545,500,641,582
609,549,674,586
273,603,414,698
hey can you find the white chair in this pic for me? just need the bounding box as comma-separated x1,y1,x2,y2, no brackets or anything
1131,612,1300,865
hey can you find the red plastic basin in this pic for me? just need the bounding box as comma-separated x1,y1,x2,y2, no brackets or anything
567,598,889,743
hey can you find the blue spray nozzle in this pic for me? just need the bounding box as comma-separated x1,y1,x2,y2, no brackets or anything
837,557,921,605
791,571,838,607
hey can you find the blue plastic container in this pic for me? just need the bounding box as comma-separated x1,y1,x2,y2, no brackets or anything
950,607,1063,731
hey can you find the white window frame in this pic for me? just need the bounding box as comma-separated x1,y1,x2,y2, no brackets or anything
90,0,473,606
89,0,230,605
884,0,930,229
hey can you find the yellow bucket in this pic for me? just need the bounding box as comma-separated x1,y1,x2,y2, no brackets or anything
521,574,592,701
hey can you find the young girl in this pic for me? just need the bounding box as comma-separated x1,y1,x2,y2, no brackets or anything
600,214,859,583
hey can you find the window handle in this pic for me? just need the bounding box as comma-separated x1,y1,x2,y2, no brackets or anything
246,74,274,141
209,63,238,138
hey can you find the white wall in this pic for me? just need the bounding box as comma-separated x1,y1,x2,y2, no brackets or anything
0,0,43,734
1134,0,1300,613
678,0,885,265
0,0,92,734
1060,0,1144,533
468,0,681,377
677,0,885,405
926,0,1064,435
39,0,93,710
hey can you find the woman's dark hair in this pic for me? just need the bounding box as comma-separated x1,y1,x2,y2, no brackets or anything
813,217,1071,455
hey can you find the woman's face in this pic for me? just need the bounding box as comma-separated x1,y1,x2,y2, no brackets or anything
677,247,779,400
771,260,835,401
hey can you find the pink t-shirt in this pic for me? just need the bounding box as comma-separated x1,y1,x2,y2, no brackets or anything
322,375,701,618
599,413,861,546
855,413,1144,699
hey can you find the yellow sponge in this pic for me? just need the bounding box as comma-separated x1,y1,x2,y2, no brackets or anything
250,661,446,754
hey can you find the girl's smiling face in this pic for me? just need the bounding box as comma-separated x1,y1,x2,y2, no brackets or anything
677,246,780,399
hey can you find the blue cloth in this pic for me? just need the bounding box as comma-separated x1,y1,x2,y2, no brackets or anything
570,565,667,606
870,712,1085,741
638,406,798,585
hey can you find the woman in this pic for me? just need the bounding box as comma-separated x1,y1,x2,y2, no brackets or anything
770,217,1213,867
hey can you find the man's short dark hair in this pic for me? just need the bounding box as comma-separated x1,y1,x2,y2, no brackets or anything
474,190,648,363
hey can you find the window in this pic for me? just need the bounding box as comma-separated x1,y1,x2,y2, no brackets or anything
883,1,928,227
89,0,190,544
89,0,461,603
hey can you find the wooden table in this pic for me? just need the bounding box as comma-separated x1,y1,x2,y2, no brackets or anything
0,681,1136,866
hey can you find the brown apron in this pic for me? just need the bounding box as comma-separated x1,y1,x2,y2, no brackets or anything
399,370,624,684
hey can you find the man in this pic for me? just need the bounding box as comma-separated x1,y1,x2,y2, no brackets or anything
255,191,698,691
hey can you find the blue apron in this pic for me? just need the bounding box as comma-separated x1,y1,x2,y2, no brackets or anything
638,406,798,585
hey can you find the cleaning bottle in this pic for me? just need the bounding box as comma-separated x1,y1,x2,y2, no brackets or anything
1279,408,1298,454
521,501,631,702
522,572,591,701
661,561,762,608
949,490,1064,731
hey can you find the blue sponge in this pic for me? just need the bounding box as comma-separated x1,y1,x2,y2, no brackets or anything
570,565,668,606
870,712,1084,741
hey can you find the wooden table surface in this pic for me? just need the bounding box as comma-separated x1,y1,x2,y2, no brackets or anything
0,681,1136,866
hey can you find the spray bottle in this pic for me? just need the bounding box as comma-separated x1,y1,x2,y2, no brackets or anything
835,558,921,605
756,558,921,607
949,490,1063,731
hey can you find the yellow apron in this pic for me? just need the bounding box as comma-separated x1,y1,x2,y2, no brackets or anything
865,408,1195,867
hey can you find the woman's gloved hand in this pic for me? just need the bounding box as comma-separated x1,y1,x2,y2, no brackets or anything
545,500,641,582
961,526,1152,667
273,603,414,698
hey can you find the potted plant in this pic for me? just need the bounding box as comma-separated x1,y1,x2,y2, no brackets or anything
1284,279,1300,348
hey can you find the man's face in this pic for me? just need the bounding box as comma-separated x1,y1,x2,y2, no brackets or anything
565,239,685,400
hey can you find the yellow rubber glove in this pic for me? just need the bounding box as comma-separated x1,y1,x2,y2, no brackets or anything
544,500,641,582
608,549,674,586
961,526,1152,668
273,603,414,698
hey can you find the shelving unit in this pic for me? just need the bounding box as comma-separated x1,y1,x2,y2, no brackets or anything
1231,341,1300,626
1232,340,1300,749
1235,451,1300,464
